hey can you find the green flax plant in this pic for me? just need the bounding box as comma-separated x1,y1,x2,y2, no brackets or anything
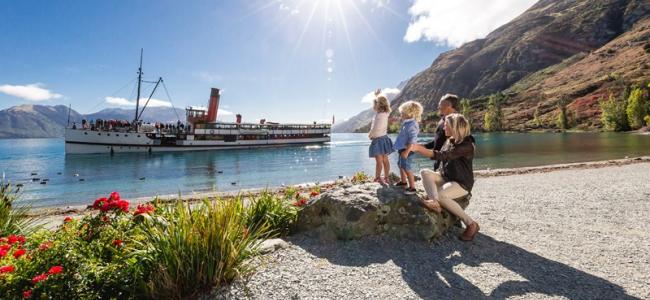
143,198,268,299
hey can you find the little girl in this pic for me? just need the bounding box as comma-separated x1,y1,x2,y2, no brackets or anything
393,100,423,194
368,89,394,185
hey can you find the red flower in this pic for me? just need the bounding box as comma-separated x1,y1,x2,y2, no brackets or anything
47,266,63,275
101,215,110,223
310,191,320,197
0,237,6,243
23,289,32,299
0,265,15,273
116,199,129,212
0,244,10,251
7,235,25,245
295,193,301,199
93,197,108,209
63,216,73,223
113,239,122,247
134,204,154,216
39,242,53,251
109,191,120,201
31,273,48,284
13,248,26,259
0,249,7,258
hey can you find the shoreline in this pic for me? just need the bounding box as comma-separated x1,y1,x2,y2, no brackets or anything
27,156,650,219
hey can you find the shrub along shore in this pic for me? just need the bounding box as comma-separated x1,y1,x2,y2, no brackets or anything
1,157,649,299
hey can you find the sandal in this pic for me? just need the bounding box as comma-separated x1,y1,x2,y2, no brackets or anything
373,177,386,185
459,222,480,241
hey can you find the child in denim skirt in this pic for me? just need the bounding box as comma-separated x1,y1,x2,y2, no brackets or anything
368,89,394,185
393,101,423,194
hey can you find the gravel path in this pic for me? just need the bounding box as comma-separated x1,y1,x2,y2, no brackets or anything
214,162,650,299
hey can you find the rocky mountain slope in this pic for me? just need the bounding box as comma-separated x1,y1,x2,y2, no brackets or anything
342,0,650,132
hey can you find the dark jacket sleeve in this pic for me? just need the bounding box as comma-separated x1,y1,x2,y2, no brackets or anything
434,141,474,161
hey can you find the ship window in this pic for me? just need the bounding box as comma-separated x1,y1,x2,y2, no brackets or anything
137,135,141,138
125,135,128,137
98,133,101,136
84,132,88,135
116,134,119,137
107,134,110,136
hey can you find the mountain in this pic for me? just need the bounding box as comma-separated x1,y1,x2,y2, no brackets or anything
342,0,650,132
0,105,82,138
83,107,185,124
0,105,186,138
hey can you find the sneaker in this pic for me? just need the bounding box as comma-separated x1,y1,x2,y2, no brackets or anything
373,177,386,185
404,188,417,195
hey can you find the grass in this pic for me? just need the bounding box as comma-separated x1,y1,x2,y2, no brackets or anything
0,181,40,236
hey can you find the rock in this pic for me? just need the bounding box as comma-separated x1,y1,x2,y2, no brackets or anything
259,238,289,254
294,182,470,241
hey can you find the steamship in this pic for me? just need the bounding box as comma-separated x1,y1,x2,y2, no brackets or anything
64,52,331,154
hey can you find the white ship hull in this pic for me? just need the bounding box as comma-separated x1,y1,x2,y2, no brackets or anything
64,128,330,154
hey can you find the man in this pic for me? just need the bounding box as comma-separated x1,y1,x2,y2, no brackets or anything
423,93,460,170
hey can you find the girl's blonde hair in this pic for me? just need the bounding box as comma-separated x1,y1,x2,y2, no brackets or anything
398,101,423,121
445,113,471,143
373,95,391,113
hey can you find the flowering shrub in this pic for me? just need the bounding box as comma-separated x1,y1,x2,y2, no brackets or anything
0,190,297,299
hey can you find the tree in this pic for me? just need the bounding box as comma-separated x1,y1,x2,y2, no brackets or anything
483,93,504,132
626,87,647,130
556,98,569,130
460,98,472,128
599,93,629,131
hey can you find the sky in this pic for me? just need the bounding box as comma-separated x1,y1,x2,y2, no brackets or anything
0,0,537,123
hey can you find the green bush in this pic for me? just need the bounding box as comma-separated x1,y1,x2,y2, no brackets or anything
143,198,266,299
600,93,629,131
0,192,154,299
246,191,299,237
626,87,647,130
644,115,650,127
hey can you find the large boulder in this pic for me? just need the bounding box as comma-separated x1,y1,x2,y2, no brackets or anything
294,182,470,241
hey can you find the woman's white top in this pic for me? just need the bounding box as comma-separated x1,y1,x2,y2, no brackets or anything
368,112,389,139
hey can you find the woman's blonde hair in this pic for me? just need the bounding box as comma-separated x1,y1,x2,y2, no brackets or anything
445,113,471,143
398,101,423,121
373,95,391,113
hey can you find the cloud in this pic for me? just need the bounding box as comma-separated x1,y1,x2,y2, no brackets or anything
218,109,234,116
193,71,222,84
105,97,172,108
0,83,63,101
361,87,401,103
404,0,537,47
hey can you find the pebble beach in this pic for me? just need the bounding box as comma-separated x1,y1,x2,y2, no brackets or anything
214,160,650,299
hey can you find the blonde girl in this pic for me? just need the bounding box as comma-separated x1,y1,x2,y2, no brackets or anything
368,89,394,185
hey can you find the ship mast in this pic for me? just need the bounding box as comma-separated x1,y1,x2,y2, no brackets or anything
134,48,143,125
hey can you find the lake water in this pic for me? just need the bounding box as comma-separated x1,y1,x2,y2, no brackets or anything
1,132,649,208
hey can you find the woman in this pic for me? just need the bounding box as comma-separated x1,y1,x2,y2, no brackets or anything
413,113,479,241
